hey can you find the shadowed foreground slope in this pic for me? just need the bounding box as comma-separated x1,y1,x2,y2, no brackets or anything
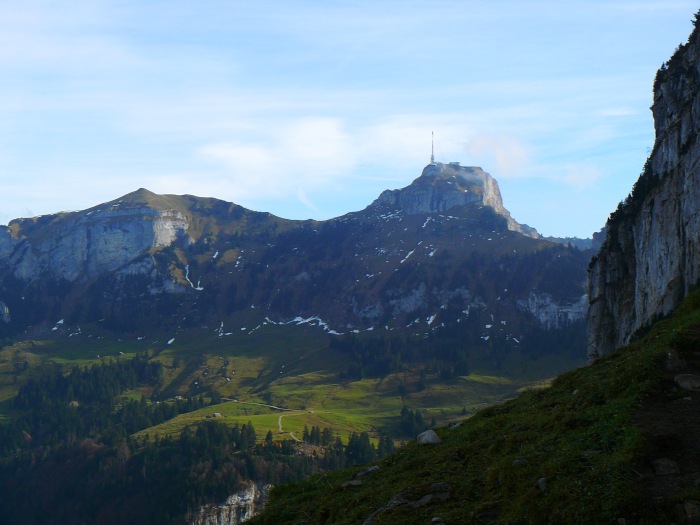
250,291,700,525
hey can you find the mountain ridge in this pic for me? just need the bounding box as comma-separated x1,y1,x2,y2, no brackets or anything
0,163,589,356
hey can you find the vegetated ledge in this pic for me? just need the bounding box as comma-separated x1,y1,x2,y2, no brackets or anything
249,290,700,525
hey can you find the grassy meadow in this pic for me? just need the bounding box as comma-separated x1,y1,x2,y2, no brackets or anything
0,322,562,445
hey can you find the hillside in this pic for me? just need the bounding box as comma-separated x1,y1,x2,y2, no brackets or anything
249,289,700,525
250,12,700,525
0,162,590,382
0,164,588,345
0,161,594,524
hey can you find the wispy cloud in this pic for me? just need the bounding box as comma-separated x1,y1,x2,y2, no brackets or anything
0,1,696,238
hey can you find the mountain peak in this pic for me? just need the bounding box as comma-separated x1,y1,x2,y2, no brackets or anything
372,163,539,238
107,188,188,211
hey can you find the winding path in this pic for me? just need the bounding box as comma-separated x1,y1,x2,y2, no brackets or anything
221,398,303,441
278,413,301,441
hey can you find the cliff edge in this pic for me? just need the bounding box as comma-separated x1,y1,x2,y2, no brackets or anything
588,18,700,359
372,162,540,238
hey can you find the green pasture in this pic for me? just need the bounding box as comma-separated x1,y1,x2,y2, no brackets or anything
0,322,546,444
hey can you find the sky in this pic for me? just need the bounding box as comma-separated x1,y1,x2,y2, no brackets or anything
1,1,697,238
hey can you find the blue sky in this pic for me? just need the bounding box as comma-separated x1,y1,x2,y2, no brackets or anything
0,1,697,237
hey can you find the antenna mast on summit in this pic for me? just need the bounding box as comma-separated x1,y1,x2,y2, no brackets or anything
430,131,435,164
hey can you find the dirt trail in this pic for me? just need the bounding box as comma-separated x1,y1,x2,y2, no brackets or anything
277,413,300,441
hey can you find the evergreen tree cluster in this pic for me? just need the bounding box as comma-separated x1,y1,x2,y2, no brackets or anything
0,419,321,525
332,333,471,379
0,354,207,456
301,425,335,446
309,428,395,469
0,354,398,524
399,406,427,437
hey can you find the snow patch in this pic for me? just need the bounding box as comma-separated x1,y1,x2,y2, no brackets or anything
286,316,343,335
184,265,204,291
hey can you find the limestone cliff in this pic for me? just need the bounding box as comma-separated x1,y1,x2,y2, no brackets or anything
188,483,270,525
588,22,700,358
2,189,189,282
372,162,540,238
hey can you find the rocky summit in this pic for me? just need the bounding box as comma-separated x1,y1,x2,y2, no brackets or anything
373,162,539,238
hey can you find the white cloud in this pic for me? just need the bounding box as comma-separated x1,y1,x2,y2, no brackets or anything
464,134,534,178
296,189,319,213
559,164,602,188
0,0,696,238
198,118,357,201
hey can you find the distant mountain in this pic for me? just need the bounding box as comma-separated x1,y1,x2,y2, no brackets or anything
0,162,590,371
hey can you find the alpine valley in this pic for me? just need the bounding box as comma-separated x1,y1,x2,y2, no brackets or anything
0,161,592,524
250,12,700,525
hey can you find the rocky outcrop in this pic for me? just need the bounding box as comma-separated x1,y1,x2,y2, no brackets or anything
372,163,539,238
588,24,700,358
4,198,188,282
517,292,587,330
0,301,9,323
0,227,15,261
188,483,270,525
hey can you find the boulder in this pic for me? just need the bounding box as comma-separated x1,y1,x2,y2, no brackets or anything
417,430,442,445
675,374,700,391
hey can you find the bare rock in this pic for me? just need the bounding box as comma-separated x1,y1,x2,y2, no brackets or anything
537,477,547,493
355,465,380,479
587,26,700,359
417,429,442,445
675,374,700,391
652,458,680,476
342,480,363,488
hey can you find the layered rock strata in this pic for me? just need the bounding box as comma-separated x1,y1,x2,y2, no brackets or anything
188,483,270,525
373,162,539,238
588,24,700,358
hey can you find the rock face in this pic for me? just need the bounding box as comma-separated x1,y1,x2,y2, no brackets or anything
0,167,590,368
588,24,700,358
373,163,540,238
4,190,189,282
188,483,270,525
517,292,588,330
0,301,9,323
